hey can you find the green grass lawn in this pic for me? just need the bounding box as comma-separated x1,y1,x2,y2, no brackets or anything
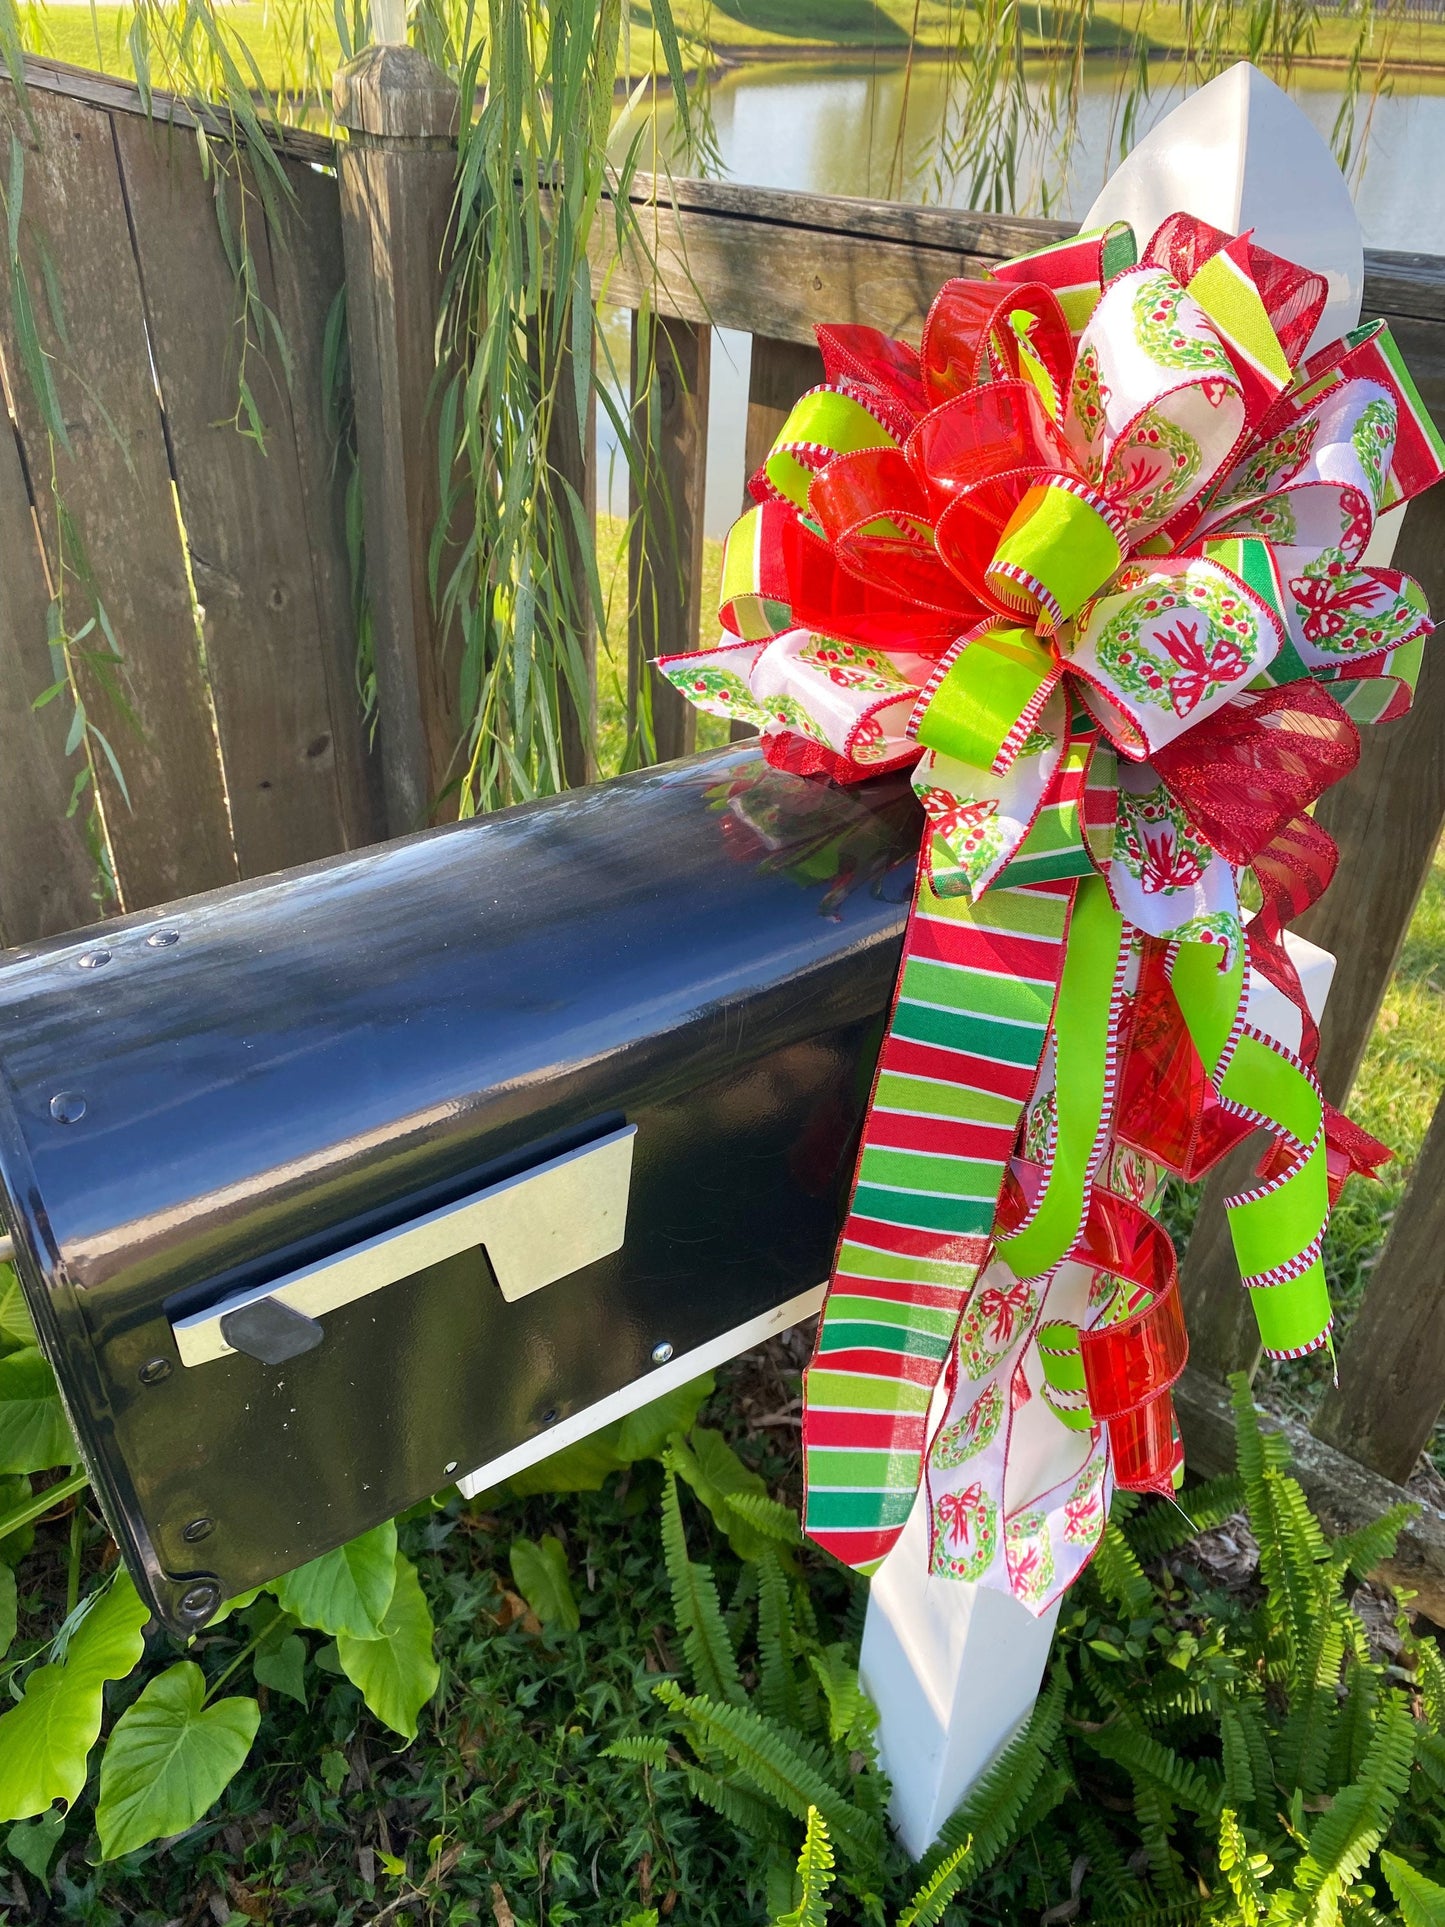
26,0,1445,94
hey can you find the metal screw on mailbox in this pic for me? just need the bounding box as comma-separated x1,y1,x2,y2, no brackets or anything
145,930,180,949
650,1341,674,1366
182,1517,214,1543
177,1581,220,1622
49,1092,86,1124
76,950,111,971
137,1357,172,1386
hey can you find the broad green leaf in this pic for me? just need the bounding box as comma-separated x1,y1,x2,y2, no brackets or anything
611,1375,714,1462
336,1553,439,1740
95,1662,259,1860
206,1586,261,1627
509,1535,579,1633
0,1474,35,1565
0,1270,35,1353
319,1747,347,1794
252,1632,307,1708
271,1521,397,1638
1383,1851,1445,1927
506,1377,715,1497
671,1427,775,1560
0,1349,74,1475
0,1561,14,1660
0,1573,148,1821
506,1434,627,1497
6,1808,64,1882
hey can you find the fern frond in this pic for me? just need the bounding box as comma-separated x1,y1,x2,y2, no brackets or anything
1135,1675,1211,1723
1092,1520,1156,1619
1221,1705,1257,1812
1218,1807,1273,1927
1328,1658,1379,1789
1126,1474,1246,1560
756,1549,805,1733
1079,1715,1223,1817
1415,1640,1445,1734
654,1679,882,1869
1380,1849,1445,1927
808,1642,875,1750
1277,1596,1349,1798
1292,1694,1417,1915
605,1735,672,1768
682,1763,798,1852
1415,1727,1445,1795
1234,1695,1277,1823
1132,1780,1186,1897
772,1806,834,1927
1327,1504,1414,1584
1265,1475,1332,1662
728,1489,804,1547
661,1467,746,1707
896,1838,973,1927
1076,1807,1137,1917
1010,1758,1072,1836
919,1668,1067,1881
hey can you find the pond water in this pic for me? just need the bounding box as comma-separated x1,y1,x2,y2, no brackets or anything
598,60,1445,534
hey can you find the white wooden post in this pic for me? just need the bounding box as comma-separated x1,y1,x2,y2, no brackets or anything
861,930,1337,1855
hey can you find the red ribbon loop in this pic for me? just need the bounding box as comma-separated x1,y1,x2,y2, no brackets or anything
920,277,1073,409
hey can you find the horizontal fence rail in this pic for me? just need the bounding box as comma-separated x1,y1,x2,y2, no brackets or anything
2,56,1445,1608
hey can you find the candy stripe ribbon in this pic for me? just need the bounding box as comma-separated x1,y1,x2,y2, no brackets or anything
804,875,1073,1570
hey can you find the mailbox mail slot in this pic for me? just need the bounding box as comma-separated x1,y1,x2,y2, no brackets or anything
0,748,918,1630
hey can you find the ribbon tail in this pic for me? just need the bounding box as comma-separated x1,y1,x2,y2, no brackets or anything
802,870,1074,1573
1168,939,1333,1360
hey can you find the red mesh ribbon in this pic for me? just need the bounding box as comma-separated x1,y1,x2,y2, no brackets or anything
1143,214,1329,372
1257,1102,1394,1207
1074,1187,1188,1497
998,1166,1188,1496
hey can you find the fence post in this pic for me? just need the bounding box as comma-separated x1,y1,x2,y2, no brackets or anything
1312,1091,1445,1482
334,45,459,835
629,312,711,764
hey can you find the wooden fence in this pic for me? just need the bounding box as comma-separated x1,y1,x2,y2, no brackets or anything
4,55,1445,1608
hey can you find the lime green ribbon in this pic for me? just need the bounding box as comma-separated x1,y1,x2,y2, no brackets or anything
997,875,1126,1281
1168,941,1333,1358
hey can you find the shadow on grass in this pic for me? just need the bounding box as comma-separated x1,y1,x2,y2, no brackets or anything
709,0,911,45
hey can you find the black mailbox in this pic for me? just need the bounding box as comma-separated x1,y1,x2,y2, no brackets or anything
0,748,917,1630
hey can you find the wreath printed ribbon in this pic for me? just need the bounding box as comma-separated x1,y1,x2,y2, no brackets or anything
660,213,1444,1612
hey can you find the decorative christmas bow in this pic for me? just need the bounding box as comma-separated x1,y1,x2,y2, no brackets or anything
662,213,1443,1613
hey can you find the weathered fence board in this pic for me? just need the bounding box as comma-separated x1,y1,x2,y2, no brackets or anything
0,422,98,942
269,153,385,852
0,84,239,913
540,306,598,789
629,312,710,763
728,335,825,742
113,116,357,877
335,46,461,835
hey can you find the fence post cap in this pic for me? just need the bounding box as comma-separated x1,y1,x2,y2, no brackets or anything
333,44,458,141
